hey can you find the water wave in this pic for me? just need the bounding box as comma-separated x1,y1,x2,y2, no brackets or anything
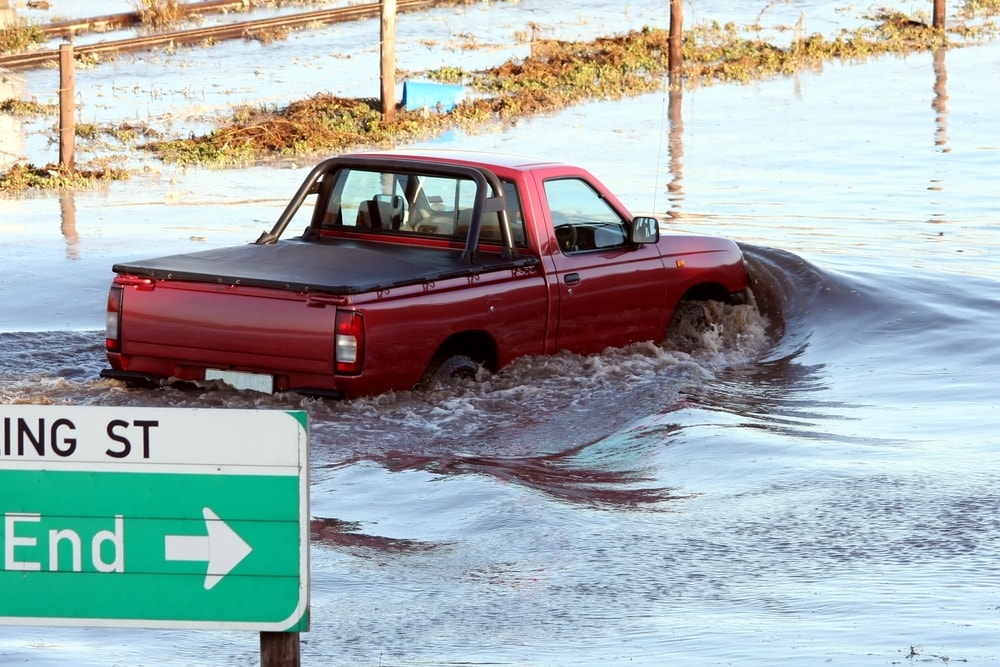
10,241,991,507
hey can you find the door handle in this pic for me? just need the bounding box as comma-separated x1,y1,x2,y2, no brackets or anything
564,273,581,286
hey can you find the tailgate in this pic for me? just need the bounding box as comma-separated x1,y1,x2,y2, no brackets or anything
119,279,338,376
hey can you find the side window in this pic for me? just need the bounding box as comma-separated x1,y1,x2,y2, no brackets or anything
406,176,526,244
466,180,527,244
544,178,627,254
409,176,476,235
499,181,526,245
322,169,396,229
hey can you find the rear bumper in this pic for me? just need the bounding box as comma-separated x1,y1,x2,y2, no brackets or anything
99,368,346,399
100,368,163,388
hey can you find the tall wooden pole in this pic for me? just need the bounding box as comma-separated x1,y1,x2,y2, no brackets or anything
668,0,683,78
933,0,945,29
380,0,397,122
58,42,75,173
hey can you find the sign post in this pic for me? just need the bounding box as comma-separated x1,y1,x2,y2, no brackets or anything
0,405,309,633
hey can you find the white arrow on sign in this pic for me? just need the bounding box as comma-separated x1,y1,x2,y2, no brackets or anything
164,507,253,590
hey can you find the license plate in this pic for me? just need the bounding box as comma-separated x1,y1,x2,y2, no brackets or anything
205,368,274,393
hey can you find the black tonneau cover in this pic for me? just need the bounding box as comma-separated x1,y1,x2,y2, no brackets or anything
112,237,537,294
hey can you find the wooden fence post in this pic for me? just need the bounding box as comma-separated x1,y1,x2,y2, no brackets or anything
933,0,945,29
668,0,683,77
58,42,75,173
380,0,397,122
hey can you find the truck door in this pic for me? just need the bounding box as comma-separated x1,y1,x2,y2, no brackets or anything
541,177,668,354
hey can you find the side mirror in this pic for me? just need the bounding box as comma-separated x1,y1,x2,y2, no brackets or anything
630,216,660,245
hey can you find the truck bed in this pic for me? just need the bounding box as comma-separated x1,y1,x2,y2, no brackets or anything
112,237,536,294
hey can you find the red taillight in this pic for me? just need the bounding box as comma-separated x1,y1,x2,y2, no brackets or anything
105,284,124,351
113,275,155,288
106,275,153,352
334,310,365,375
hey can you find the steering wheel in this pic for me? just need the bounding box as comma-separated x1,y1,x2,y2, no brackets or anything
554,224,577,252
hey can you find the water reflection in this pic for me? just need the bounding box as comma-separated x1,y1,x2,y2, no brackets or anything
929,46,949,225
0,67,24,171
368,434,688,507
665,80,685,219
0,1,21,169
932,47,949,153
60,191,80,260
691,348,831,421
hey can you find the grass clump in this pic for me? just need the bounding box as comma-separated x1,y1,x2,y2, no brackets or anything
75,121,161,143
0,18,45,54
0,98,56,116
962,0,1000,15
148,95,452,165
0,162,129,192
132,0,184,30
425,66,467,84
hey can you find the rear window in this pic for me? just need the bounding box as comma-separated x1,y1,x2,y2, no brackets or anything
314,168,526,244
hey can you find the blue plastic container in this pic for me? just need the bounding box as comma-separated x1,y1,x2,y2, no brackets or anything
401,80,465,111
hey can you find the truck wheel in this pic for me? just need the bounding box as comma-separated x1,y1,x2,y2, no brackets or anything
431,354,482,383
664,300,713,352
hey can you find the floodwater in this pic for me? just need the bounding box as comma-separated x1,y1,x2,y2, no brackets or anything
2,1,1000,665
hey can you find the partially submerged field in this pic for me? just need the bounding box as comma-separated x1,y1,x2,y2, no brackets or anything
1,0,998,190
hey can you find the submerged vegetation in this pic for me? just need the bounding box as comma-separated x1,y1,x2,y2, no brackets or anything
0,161,129,190
2,1,1000,186
0,98,55,116
146,10,979,166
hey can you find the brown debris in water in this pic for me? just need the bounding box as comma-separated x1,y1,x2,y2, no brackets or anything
377,444,690,509
310,517,440,554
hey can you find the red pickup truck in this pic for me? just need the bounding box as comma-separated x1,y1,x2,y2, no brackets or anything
102,150,748,398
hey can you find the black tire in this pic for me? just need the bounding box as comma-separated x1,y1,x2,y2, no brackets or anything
663,300,713,352
431,354,481,382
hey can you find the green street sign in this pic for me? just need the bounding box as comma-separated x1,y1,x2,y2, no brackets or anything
0,405,309,632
